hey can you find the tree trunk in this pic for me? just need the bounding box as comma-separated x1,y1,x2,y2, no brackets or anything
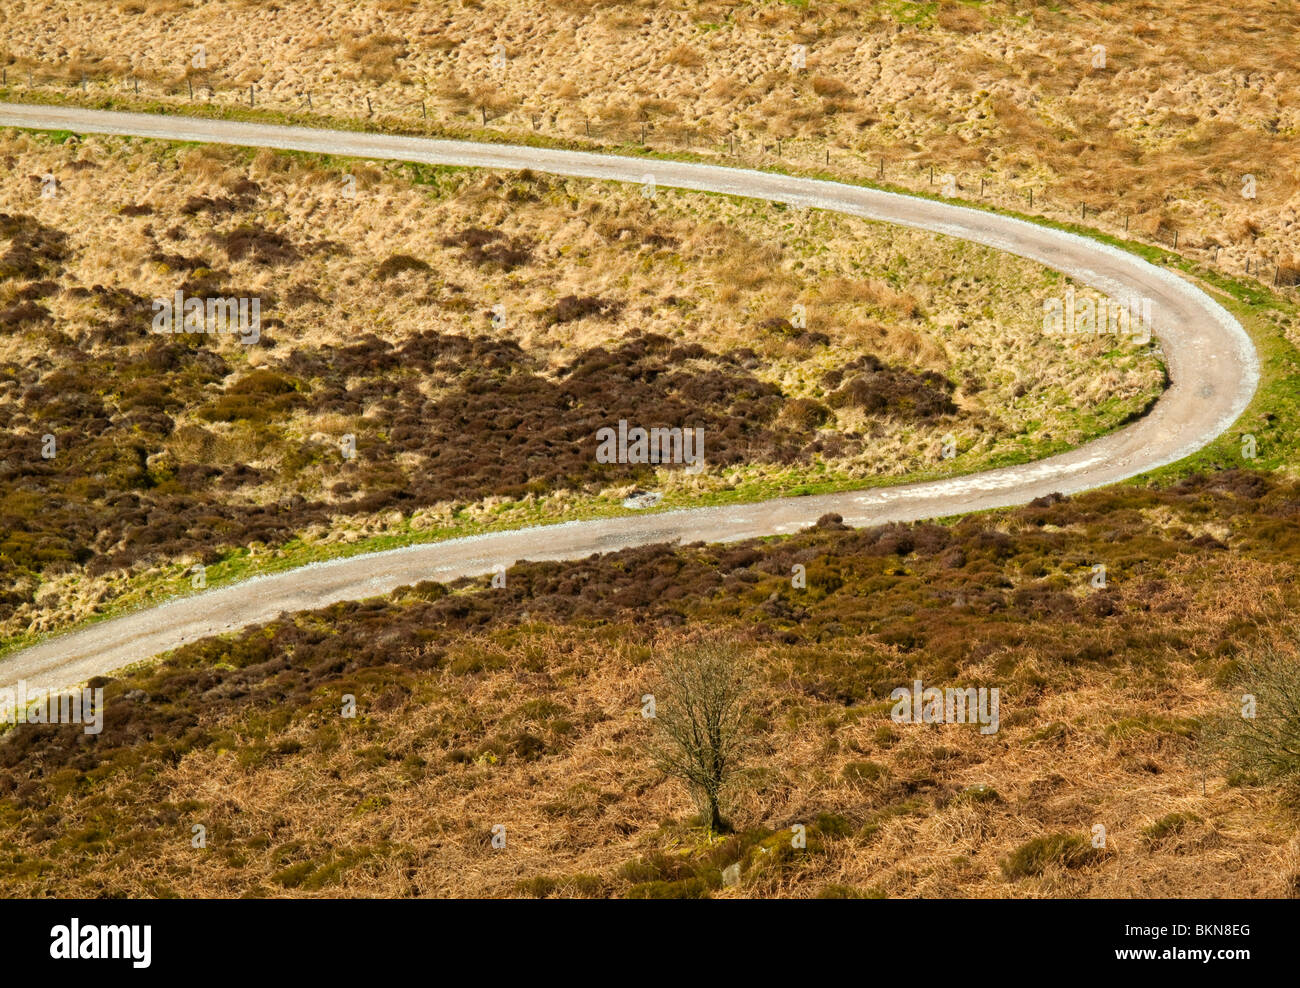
706,793,722,832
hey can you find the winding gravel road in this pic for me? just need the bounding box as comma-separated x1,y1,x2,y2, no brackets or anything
0,103,1259,691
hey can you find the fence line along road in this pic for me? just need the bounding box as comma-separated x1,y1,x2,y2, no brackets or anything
0,102,1260,692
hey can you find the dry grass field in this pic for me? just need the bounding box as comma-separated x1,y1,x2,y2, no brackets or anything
1,1,1298,284
0,127,1159,644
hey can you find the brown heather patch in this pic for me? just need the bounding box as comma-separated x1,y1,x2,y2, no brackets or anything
0,323,949,637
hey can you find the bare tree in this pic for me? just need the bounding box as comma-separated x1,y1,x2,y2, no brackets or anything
650,640,756,832
1207,637,1300,787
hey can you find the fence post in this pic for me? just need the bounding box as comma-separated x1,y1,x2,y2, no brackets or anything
1028,189,1033,208
366,95,373,117
187,77,193,100
249,83,254,106
421,100,426,119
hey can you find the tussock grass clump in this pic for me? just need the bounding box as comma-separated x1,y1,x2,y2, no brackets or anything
0,300,51,329
209,224,301,266
178,195,240,217
0,213,70,281
1001,833,1106,880
374,253,431,279
439,226,533,271
1140,812,1201,849
826,358,958,422
842,760,888,784
818,884,888,899
541,294,621,325
343,33,409,83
